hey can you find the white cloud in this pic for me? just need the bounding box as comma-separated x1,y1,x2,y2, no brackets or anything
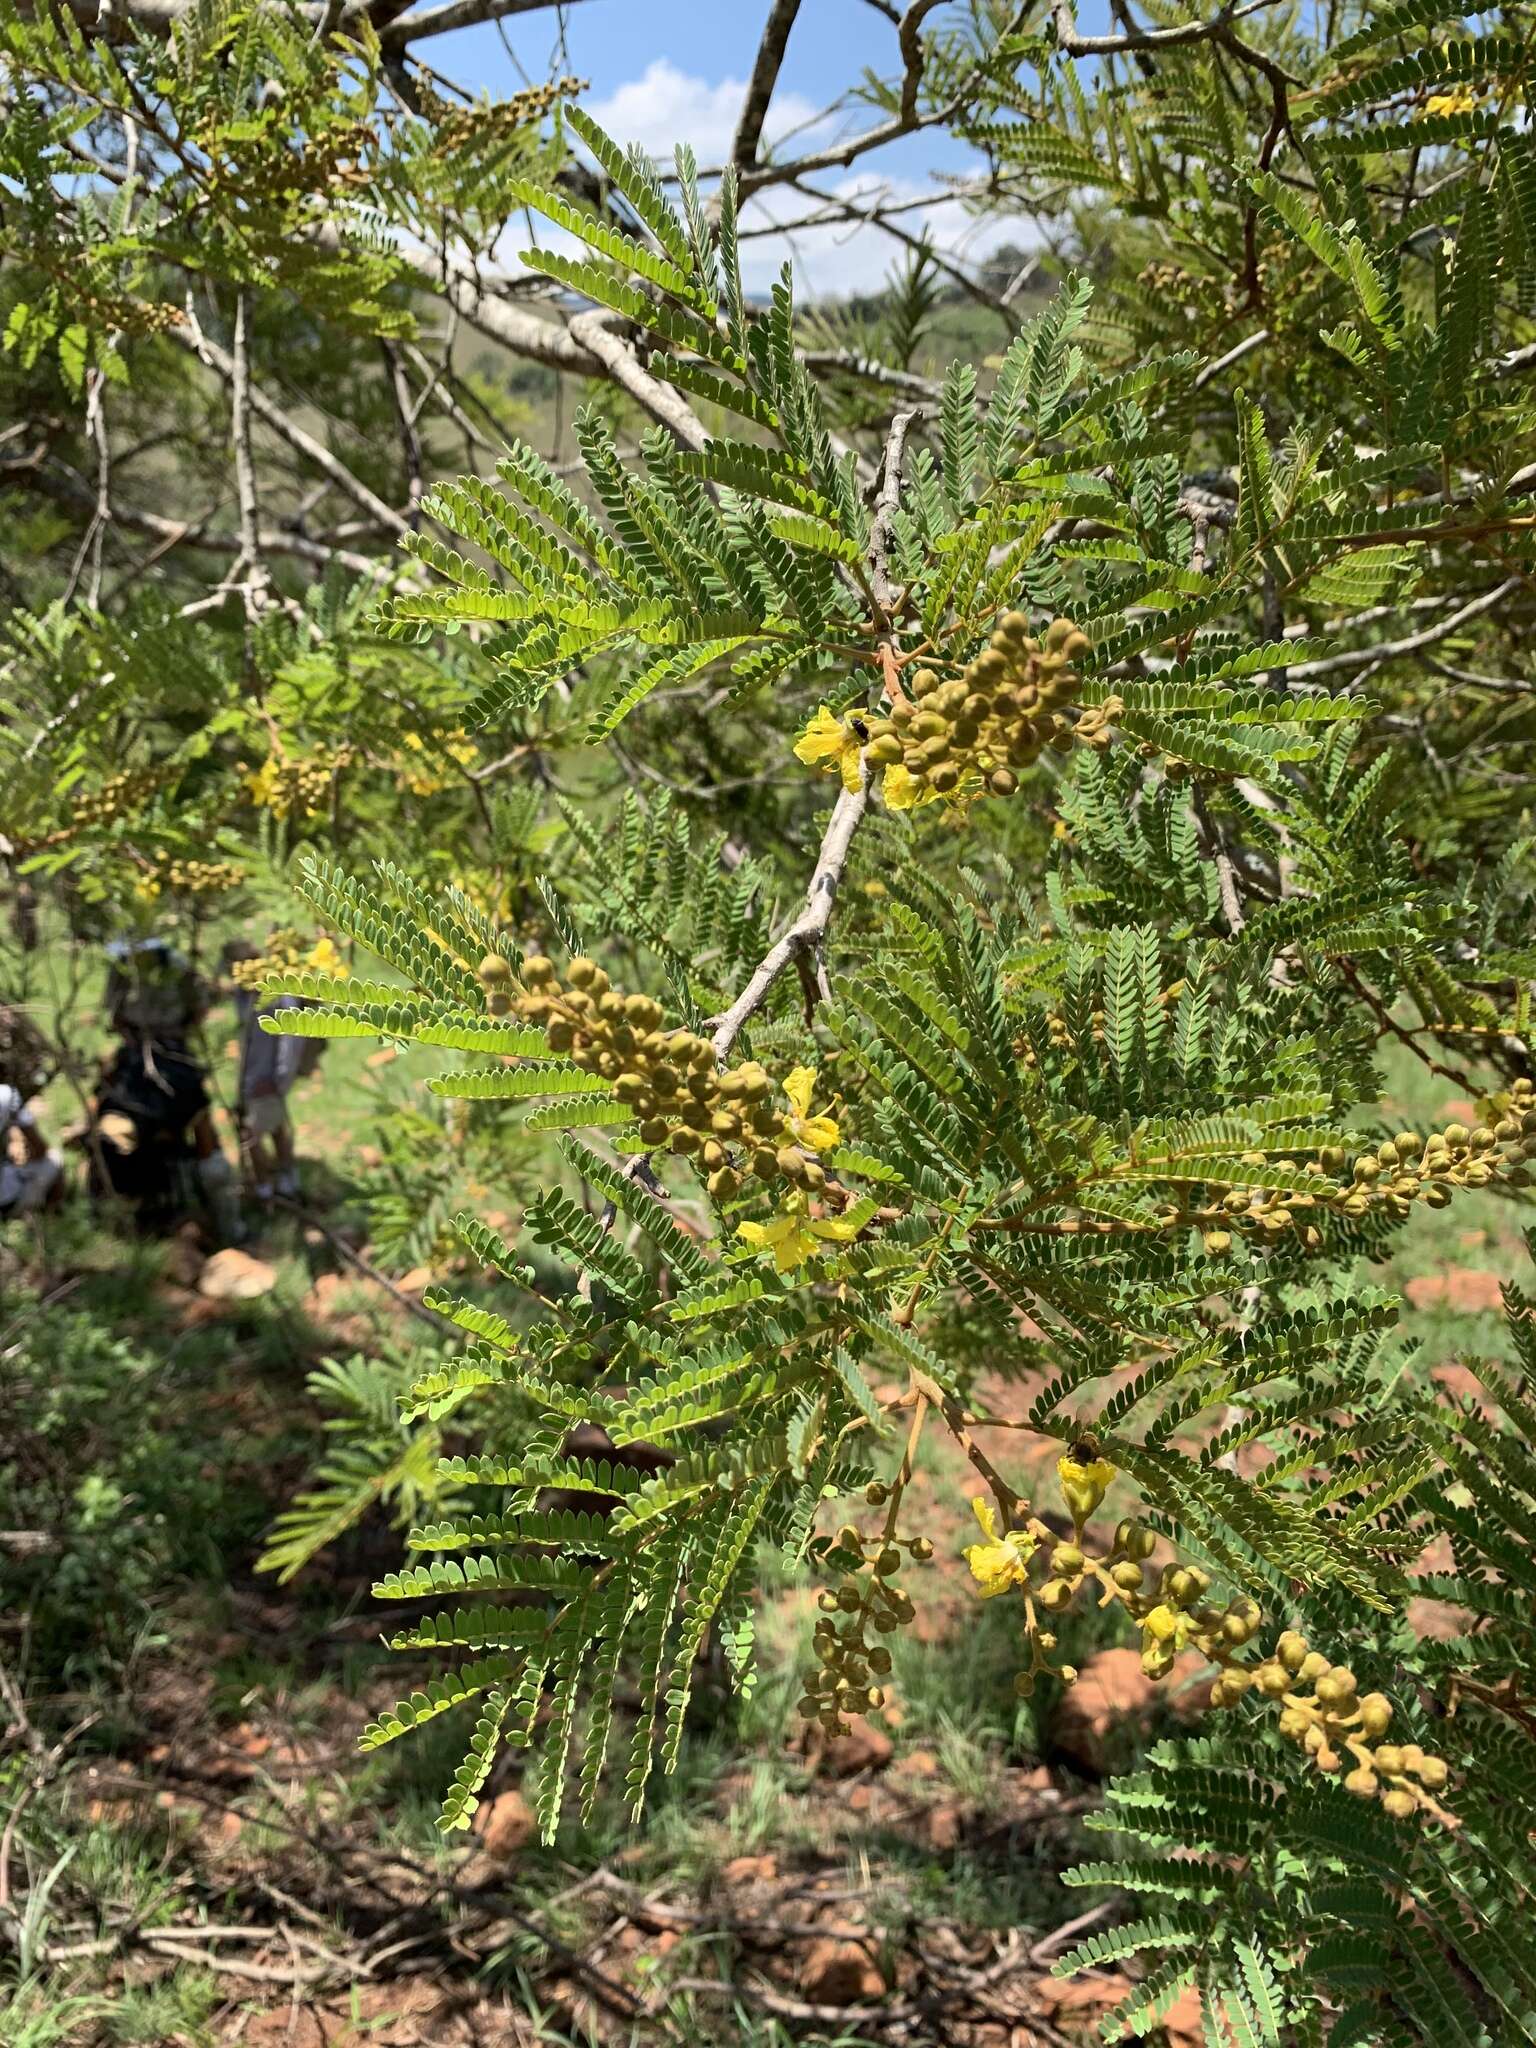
585,59,822,170
735,172,1026,302
520,64,1032,303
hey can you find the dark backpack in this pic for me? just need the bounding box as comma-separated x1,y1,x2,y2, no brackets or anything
91,1039,210,1210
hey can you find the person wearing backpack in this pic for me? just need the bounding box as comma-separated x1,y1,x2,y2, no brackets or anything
93,938,244,1239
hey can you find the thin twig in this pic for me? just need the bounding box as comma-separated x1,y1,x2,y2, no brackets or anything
1285,577,1523,683
381,338,425,530
228,290,271,621
708,770,868,1063
707,407,918,1060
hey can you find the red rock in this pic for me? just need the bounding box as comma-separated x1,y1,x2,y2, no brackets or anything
893,1746,940,1779
1054,1649,1151,1771
1037,1970,1131,2016
800,1937,884,2004
846,1783,874,1812
472,1788,535,1858
1408,1596,1467,1642
1052,1648,1211,1773
197,1247,277,1301
1163,1984,1205,2046
925,1802,962,1850
1415,1534,1454,1574
1036,1969,1200,2041
721,1854,776,1885
1439,1099,1478,1126
1405,1269,1503,1313
396,1265,432,1294
303,1271,357,1324
819,1716,893,1778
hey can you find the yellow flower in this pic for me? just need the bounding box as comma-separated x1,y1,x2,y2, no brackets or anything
783,1065,840,1154
880,762,940,811
1425,85,1476,116
1058,1452,1115,1531
245,757,286,814
1142,1602,1182,1645
962,1496,1036,1598
794,706,864,794
736,1192,860,1273
306,936,347,979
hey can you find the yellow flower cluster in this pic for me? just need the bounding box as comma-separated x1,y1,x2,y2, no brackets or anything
962,1495,1038,1598
230,932,347,992
795,614,1117,812
962,1453,1124,1691
958,1460,1452,1822
245,746,351,819
1425,84,1477,116
395,728,478,797
500,955,850,1232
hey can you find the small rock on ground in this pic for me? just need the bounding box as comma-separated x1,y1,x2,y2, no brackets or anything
197,1247,277,1300
800,1936,885,2004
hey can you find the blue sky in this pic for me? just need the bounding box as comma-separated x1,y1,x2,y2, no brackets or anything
433,0,1065,296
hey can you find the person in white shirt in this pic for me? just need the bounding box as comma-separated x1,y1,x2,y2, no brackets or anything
0,1082,63,1218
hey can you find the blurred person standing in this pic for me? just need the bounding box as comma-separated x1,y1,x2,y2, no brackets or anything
225,932,336,1203
0,1080,63,1219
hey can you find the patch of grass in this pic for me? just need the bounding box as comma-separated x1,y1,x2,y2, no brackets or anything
102,1966,221,2046
0,1978,111,2048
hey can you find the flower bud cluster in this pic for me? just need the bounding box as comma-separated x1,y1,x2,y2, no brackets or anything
860,615,1117,804
137,857,244,901
417,73,583,149
394,728,479,797
1206,1099,1536,1250
70,768,167,829
798,1516,927,1734
494,954,820,1201
245,748,351,820
1216,1628,1452,1822
1003,1512,1262,1695
1122,1552,1262,1679
229,927,340,992
1332,1086,1536,1220
964,1472,1453,1825
1040,1090,1536,1257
